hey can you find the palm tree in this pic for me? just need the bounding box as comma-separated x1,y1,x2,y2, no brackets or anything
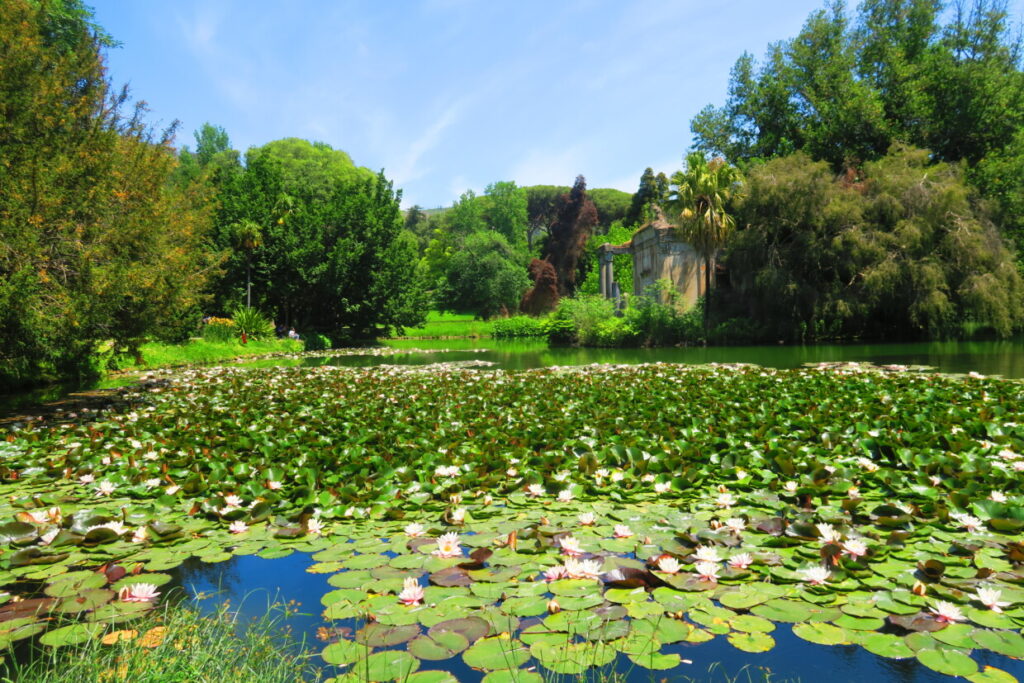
231,219,263,307
667,152,743,330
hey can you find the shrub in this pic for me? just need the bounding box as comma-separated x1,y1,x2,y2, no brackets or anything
303,333,333,351
626,282,704,345
229,306,274,340
202,317,237,343
492,316,549,339
548,295,624,346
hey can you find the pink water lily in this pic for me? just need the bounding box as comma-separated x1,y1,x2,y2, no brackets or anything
119,583,160,603
398,577,424,605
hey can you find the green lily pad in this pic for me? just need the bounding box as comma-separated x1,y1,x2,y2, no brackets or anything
916,648,978,677
463,637,531,671
409,631,470,660
727,632,776,653
322,639,371,666
859,632,915,659
355,622,420,647
39,622,103,647
792,622,849,646
363,650,419,681
973,629,1024,658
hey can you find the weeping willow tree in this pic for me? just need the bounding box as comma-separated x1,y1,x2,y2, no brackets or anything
723,146,1024,341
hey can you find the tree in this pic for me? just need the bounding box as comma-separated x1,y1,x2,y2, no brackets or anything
588,188,632,231
722,147,1023,340
524,185,569,251
667,153,743,328
543,176,599,297
0,0,217,385
440,231,529,319
483,181,528,250
446,190,487,237
625,168,670,226
231,219,263,307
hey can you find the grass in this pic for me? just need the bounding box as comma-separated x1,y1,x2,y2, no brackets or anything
119,337,304,371
2,596,322,683
391,311,494,339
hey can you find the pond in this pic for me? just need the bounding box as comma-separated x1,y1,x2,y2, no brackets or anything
2,347,1024,682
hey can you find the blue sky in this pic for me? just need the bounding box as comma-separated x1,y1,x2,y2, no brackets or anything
91,1,1024,209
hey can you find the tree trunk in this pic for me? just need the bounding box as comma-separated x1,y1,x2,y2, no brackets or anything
246,259,252,308
703,255,712,334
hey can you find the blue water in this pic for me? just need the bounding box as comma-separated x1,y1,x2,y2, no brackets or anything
171,553,1024,682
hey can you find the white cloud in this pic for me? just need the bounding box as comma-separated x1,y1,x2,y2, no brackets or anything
390,99,470,186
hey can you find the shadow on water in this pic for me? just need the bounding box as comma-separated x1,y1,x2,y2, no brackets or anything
170,553,1024,683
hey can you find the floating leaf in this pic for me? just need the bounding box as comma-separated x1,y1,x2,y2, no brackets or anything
727,632,776,653
916,648,978,677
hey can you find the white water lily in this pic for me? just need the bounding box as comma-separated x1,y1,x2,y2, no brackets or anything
79,473,95,484
577,512,596,526
800,566,831,585
715,492,737,508
728,552,754,570
694,561,719,582
656,556,682,574
558,535,584,557
950,512,984,533
816,523,843,544
989,491,1008,503
450,508,467,524
613,524,633,539
692,545,720,564
223,494,244,509
266,480,282,490
725,518,746,535
119,583,160,603
95,481,115,496
856,457,879,472
398,577,424,605
975,587,1011,613
930,600,966,623
435,465,460,478
165,485,181,495
526,484,545,497
556,489,574,503
229,520,248,534
841,539,868,558
654,481,671,494
143,478,162,489
784,481,798,493
404,522,426,537
307,517,326,535
564,557,603,580
432,532,463,558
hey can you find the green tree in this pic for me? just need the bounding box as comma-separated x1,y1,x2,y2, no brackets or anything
446,190,487,237
483,181,528,249
625,168,670,226
231,219,263,307
440,231,529,319
667,153,743,328
588,188,632,231
0,0,217,385
524,185,569,251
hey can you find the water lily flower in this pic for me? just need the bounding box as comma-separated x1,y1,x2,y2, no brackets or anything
800,566,831,585
594,468,609,484
695,561,719,582
96,481,116,496
143,478,161,489
26,507,61,525
307,517,326,535
101,456,111,466
989,491,1007,503
398,577,424,606
435,465,460,478
1014,461,1024,472
554,470,570,482
728,552,754,570
223,495,244,509
847,486,860,499
930,600,966,623
950,512,984,533
404,522,426,537
165,485,181,495
857,457,879,473
610,471,625,483
449,493,462,505
974,587,1011,613
578,512,596,526
87,521,127,535
735,470,748,480
784,481,798,493
119,583,160,603
557,489,574,503
546,598,561,614
715,492,737,508
613,525,633,539
229,520,248,534
131,527,147,543
40,528,60,546
526,484,545,497
432,532,463,558
929,475,942,486
564,558,603,580
266,480,282,490
559,535,585,557
725,518,746,535
816,523,843,544
482,493,494,506
640,474,656,483
654,481,671,494
143,451,159,461
506,468,518,477
841,539,868,559
693,545,721,563
543,565,568,581
450,507,467,524
657,556,682,574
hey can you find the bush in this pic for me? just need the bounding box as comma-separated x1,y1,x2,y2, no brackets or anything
229,306,274,340
303,333,333,351
548,295,628,346
202,317,237,343
492,316,549,339
625,282,704,345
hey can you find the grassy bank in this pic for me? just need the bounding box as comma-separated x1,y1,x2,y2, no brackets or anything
118,338,304,372
2,597,321,683
392,311,494,339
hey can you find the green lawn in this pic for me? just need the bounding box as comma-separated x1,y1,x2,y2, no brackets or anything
391,311,494,338
122,337,304,371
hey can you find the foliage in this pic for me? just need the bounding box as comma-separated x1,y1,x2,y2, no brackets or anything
201,317,237,343
2,597,322,683
521,259,560,316
439,231,529,319
0,0,217,389
544,176,599,297
123,337,302,370
721,147,1024,341
483,181,529,250
390,311,494,339
4,361,1024,679
524,185,569,250
303,333,333,351
229,306,275,340
579,222,636,297
548,295,634,346
626,167,670,227
588,188,632,232
491,316,550,339
691,0,1024,170
210,138,425,339
625,284,705,346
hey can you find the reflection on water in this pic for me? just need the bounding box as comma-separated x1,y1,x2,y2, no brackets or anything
172,553,1024,683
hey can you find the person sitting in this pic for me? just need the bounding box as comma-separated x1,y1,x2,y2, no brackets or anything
288,328,300,340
